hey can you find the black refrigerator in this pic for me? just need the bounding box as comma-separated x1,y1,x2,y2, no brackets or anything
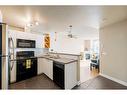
0,23,8,89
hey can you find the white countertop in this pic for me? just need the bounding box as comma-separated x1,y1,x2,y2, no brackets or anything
37,55,78,64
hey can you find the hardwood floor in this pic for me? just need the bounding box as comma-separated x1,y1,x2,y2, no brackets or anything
80,60,99,83
9,74,127,90
90,67,99,77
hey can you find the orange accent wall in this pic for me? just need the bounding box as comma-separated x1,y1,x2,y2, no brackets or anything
44,34,50,48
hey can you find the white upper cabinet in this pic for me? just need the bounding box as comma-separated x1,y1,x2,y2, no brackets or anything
8,29,43,48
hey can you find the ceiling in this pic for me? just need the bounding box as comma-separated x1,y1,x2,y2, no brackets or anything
0,6,127,36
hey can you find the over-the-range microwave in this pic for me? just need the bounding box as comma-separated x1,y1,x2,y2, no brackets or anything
17,39,36,48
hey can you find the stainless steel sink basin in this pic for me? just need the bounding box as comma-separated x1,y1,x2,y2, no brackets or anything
49,56,60,59
44,54,50,56
44,53,60,59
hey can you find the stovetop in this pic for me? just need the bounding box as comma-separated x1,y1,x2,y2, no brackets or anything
16,56,37,60
16,51,36,60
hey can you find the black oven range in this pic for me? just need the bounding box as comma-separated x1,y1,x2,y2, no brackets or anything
16,51,37,82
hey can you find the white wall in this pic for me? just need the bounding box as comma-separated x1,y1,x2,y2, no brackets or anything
100,20,127,83
49,31,99,55
49,32,84,55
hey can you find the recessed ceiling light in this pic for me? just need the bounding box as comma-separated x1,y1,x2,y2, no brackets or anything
35,21,39,26
26,21,39,28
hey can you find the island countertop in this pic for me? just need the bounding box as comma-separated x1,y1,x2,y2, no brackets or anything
37,55,78,64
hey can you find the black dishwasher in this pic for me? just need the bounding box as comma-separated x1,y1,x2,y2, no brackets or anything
53,61,64,89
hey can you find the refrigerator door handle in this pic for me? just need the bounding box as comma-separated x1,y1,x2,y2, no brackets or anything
9,37,15,71
0,55,9,57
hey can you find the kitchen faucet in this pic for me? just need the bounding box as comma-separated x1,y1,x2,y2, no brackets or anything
54,51,60,58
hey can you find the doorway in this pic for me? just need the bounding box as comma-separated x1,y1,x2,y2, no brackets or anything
80,39,99,83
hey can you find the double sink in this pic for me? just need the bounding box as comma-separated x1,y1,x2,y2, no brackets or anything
44,54,61,59
42,53,77,64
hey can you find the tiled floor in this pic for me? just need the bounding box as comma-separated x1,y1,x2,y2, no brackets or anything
73,76,127,89
9,74,60,89
9,74,127,90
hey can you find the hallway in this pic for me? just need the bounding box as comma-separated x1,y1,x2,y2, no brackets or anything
80,60,99,83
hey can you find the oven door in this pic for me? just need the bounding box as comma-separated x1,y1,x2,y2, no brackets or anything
16,58,37,82
16,59,27,81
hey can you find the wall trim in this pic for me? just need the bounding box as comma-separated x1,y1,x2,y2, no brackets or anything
77,81,81,85
100,73,127,86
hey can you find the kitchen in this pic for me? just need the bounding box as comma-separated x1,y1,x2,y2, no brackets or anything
0,6,99,90
1,6,126,90
0,22,81,89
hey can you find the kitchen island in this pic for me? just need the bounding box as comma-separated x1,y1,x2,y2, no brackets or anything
37,54,78,89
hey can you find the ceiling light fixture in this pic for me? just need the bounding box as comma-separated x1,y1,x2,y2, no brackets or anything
35,21,39,26
26,23,32,27
26,21,39,27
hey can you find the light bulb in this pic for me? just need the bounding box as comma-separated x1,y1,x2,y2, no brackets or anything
26,23,32,27
35,21,39,26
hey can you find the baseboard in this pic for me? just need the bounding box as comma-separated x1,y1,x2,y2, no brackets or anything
77,81,81,85
100,73,127,86
10,80,16,84
37,72,44,76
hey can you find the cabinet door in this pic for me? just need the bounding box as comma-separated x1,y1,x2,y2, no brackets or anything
47,60,53,80
42,58,48,75
38,58,53,80
65,62,77,89
44,59,53,80
38,58,45,75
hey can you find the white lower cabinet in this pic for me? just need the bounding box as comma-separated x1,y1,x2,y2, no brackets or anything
38,58,78,89
65,62,77,89
44,59,53,80
38,58,44,75
38,58,53,80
